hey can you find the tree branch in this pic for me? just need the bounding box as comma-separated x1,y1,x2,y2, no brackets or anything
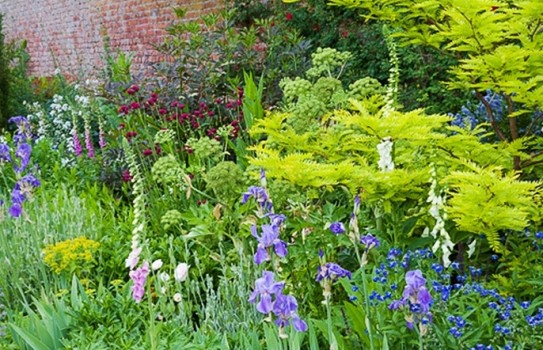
475,91,507,142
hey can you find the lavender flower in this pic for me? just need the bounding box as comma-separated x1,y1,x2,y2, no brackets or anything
273,292,308,332
251,224,288,264
330,222,346,235
248,271,285,314
129,261,150,303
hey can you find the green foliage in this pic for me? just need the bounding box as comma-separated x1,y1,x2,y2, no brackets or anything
279,48,384,132
205,161,245,204
327,0,543,169
445,163,541,253
153,8,310,108
250,94,541,251
230,0,470,114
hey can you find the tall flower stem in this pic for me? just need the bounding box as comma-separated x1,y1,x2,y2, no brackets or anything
360,265,375,350
415,323,424,350
146,279,158,350
325,295,338,350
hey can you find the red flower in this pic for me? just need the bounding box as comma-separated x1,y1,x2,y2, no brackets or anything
127,85,139,95
118,105,130,114
143,149,153,156
130,102,140,110
342,31,349,38
159,108,167,115
155,145,162,155
119,123,126,129
122,170,133,182
286,12,293,21
125,131,138,141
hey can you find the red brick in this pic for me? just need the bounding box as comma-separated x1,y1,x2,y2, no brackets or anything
0,0,223,78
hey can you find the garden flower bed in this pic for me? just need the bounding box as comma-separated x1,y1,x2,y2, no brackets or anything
1,1,543,349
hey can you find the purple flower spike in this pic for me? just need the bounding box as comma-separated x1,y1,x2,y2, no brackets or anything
129,261,150,303
73,130,82,156
249,271,285,314
330,222,346,235
360,234,380,250
85,129,95,159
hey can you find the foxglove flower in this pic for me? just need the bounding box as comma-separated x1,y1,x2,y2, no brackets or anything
85,129,94,158
125,246,142,269
377,137,394,172
251,224,288,264
72,130,82,156
129,261,150,303
249,271,285,314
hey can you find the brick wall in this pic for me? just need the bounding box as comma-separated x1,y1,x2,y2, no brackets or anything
0,0,222,78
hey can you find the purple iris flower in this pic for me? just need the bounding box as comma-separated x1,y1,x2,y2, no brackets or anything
316,262,352,282
9,116,32,144
0,143,11,163
330,222,346,234
251,224,288,264
268,213,287,227
19,173,41,188
241,186,273,213
9,204,22,217
389,269,433,325
273,292,308,332
360,234,380,250
14,143,31,173
249,271,285,314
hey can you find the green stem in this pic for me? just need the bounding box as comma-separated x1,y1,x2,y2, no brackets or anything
325,295,338,350
361,266,375,350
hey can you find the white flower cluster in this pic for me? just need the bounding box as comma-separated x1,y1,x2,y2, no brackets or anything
424,167,455,267
49,94,74,152
377,137,394,172
24,100,49,142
